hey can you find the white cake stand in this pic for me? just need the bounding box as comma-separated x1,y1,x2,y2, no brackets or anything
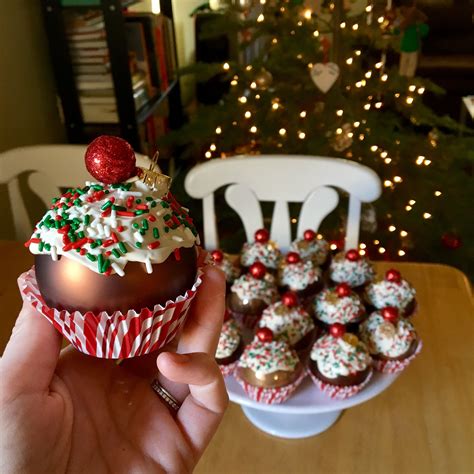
225,371,400,439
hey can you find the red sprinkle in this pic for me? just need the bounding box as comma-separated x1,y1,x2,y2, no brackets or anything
147,241,161,250
109,197,115,203
63,192,72,199
111,232,119,243
55,215,62,221
101,209,111,218
104,267,113,276
126,196,134,208
79,248,87,256
87,238,94,244
117,225,124,232
58,224,71,234
62,235,70,245
174,248,181,261
63,237,89,252
116,211,135,217
136,204,148,210
172,215,180,226
102,239,115,248
147,215,156,222
24,238,41,247
105,251,112,257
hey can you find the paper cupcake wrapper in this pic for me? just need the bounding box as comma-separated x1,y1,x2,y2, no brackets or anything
307,367,373,400
234,370,306,405
19,266,203,359
219,360,239,377
373,339,423,374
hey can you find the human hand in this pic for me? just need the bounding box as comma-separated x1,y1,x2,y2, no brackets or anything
0,264,227,474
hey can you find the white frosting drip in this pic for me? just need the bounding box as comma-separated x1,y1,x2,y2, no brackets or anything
329,252,375,287
314,288,365,324
278,260,321,291
230,273,278,305
240,241,281,269
365,278,416,310
216,319,241,359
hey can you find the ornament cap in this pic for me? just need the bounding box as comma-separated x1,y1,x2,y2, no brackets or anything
303,229,317,241
335,283,352,298
254,228,270,243
249,262,266,279
345,249,360,261
257,327,273,342
385,269,401,283
286,252,301,264
281,291,298,308
381,306,399,323
329,323,346,338
211,249,224,263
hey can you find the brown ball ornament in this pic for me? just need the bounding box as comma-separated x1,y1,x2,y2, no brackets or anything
34,247,198,314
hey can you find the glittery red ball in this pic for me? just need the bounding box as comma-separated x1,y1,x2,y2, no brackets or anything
257,327,273,342
254,228,270,243
282,291,298,307
336,283,352,298
345,249,360,261
304,229,316,241
286,252,300,264
329,323,346,338
385,269,401,283
211,249,224,263
381,306,399,323
249,262,266,279
85,135,137,184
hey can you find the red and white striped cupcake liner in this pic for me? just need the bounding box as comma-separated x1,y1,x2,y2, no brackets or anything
219,360,239,377
307,368,373,400
234,369,306,404
373,340,423,374
19,266,203,359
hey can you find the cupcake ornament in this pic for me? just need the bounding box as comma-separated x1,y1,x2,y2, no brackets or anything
240,228,281,272
21,136,202,359
290,229,330,267
211,249,241,290
215,312,244,376
329,248,375,290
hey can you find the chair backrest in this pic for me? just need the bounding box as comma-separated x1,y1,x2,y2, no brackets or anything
0,144,149,241
184,155,382,252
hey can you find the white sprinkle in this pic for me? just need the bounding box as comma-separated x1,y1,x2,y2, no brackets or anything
51,245,58,261
181,207,189,212
88,228,96,237
117,191,143,197
96,223,104,236
196,235,201,246
111,263,125,277
172,235,184,242
134,231,144,243
145,258,153,274
156,209,167,217
104,225,111,237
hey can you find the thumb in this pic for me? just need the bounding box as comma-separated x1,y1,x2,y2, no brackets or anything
1,299,62,395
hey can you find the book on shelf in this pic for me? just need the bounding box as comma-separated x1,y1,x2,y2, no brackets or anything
67,30,106,42
69,40,108,50
69,47,109,58
73,63,111,74
64,9,103,33
163,16,177,81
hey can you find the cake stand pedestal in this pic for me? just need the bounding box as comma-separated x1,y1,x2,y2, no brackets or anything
225,371,400,439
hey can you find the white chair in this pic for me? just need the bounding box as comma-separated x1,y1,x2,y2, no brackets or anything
184,155,382,252
0,144,150,241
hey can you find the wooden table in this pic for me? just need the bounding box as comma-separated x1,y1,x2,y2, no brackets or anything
1,241,473,474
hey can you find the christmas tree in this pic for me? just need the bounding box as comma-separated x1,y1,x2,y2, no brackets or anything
167,0,474,275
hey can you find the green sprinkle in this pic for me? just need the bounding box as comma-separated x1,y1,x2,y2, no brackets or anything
55,221,60,229
146,196,153,201
52,198,59,204
140,230,146,236
142,219,149,230
162,202,170,208
44,243,51,251
133,223,139,229
87,254,97,262
135,242,142,248
96,239,102,245
77,188,85,195
78,231,85,239
112,205,126,211
150,201,157,208
164,214,171,221
39,241,44,252
98,254,104,273
136,199,142,204
76,248,81,253
69,234,77,243
84,215,90,225
118,242,127,254
92,185,103,191
83,186,90,193
153,227,159,239
164,227,170,233
112,249,121,258
104,190,110,194
73,199,81,206
90,242,99,249
101,200,113,211
135,210,146,216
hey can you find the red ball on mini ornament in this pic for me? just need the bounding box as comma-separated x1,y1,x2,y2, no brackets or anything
85,135,137,184
254,228,270,243
304,229,316,241
441,232,462,250
329,323,346,338
211,249,224,263
382,306,399,323
249,262,266,279
385,269,401,283
336,283,351,298
282,291,298,307
345,249,360,261
257,327,273,342
286,252,300,264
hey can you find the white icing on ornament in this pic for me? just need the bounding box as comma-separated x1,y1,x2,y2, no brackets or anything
240,241,281,269
258,302,314,346
238,338,299,377
365,277,416,310
311,334,371,379
216,319,241,359
329,252,375,287
26,180,198,276
314,288,365,324
359,311,417,358
290,237,329,266
230,273,278,305
278,260,321,291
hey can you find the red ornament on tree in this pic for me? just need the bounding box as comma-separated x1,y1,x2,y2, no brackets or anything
336,283,352,298
254,228,270,243
329,323,346,338
257,327,273,342
286,252,301,264
85,135,137,184
385,269,401,283
441,232,462,250
282,291,298,307
345,249,360,261
304,229,316,241
249,262,266,279
211,249,224,263
381,306,399,323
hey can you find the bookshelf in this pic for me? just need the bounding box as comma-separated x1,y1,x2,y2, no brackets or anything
41,0,184,157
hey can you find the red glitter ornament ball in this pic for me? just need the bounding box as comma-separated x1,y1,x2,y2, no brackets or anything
211,249,224,263
254,228,270,243
282,291,298,307
441,232,462,250
286,252,300,264
85,135,137,184
345,249,360,261
304,229,316,241
329,323,346,338
257,327,274,342
381,306,399,323
336,283,352,298
385,269,401,283
249,262,266,279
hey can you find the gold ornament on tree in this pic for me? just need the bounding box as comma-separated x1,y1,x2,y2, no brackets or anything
254,68,273,90
428,128,439,147
331,123,353,152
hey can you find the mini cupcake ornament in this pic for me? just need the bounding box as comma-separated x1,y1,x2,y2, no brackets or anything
364,268,417,317
290,229,330,268
359,307,421,374
211,249,241,291
329,248,375,291
278,252,323,299
313,283,366,327
236,328,305,404
308,323,373,399
240,228,281,272
258,291,316,356
215,314,244,376
227,262,278,328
